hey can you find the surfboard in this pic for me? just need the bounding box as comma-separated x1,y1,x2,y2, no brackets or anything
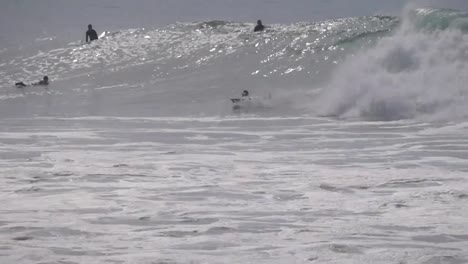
231,97,253,111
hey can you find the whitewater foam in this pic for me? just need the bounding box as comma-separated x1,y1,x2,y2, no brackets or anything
315,8,468,122
1,6,468,264
1,115,468,263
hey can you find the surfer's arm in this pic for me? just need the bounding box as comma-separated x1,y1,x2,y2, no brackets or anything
86,32,89,43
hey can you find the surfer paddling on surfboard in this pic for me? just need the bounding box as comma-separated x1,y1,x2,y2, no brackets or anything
15,76,49,88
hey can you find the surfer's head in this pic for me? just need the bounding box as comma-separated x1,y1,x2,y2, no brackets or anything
242,90,249,97
43,76,48,81
257,20,262,26
88,24,93,30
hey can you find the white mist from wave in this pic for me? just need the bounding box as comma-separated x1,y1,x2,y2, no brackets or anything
314,8,468,121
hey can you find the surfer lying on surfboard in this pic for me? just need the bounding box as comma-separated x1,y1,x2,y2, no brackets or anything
15,76,49,88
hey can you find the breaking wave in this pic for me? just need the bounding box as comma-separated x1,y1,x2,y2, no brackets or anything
315,8,468,121
0,8,467,121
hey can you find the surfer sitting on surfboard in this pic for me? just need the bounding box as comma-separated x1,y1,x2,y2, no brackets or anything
15,76,49,88
86,24,99,43
254,20,265,32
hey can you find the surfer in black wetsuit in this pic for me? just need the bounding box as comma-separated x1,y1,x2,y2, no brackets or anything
36,76,49,85
15,76,49,88
254,20,265,32
86,24,98,43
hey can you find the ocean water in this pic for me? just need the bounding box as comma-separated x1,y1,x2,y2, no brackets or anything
1,1,468,263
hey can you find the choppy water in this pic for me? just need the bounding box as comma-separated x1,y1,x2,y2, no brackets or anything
1,117,468,263
1,6,468,264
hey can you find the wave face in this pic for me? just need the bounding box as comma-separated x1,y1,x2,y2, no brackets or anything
0,15,397,118
0,8,468,121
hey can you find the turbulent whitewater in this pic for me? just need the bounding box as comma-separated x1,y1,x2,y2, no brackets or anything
1,7,468,264
317,8,468,121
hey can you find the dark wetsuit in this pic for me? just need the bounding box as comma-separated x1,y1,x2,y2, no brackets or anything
254,24,265,32
15,80,48,87
86,29,98,42
15,82,27,87
35,80,49,86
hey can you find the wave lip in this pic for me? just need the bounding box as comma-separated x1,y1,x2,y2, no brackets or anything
409,8,468,32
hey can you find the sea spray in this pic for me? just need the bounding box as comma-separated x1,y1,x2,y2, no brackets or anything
315,8,468,121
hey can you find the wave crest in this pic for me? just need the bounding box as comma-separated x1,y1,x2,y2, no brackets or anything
409,8,468,32
314,8,468,121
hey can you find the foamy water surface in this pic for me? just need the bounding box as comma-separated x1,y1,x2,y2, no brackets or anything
2,4,468,264
1,116,468,263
